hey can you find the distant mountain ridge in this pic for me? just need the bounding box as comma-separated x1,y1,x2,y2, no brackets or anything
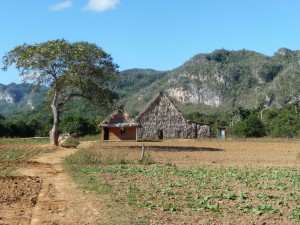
2,48,300,116
120,48,300,114
0,83,47,115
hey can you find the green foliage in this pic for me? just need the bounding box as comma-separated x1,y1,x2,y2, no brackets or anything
263,103,300,138
2,39,119,144
0,104,53,138
185,112,218,125
64,148,300,222
0,140,52,175
0,114,5,136
259,61,283,82
184,103,300,138
2,40,119,91
0,147,41,163
115,69,167,98
0,83,37,101
0,137,49,145
252,204,278,215
1,119,36,138
65,148,103,165
232,114,266,137
0,83,47,115
206,49,230,62
291,206,300,221
0,100,104,138
139,153,155,165
60,115,97,136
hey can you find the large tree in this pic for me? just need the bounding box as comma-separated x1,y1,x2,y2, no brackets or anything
2,39,119,145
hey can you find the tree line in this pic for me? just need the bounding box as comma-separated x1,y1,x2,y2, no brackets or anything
186,103,300,138
0,111,101,138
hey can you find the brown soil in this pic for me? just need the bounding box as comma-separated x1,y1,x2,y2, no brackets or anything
87,139,300,168
0,146,136,225
1,139,300,225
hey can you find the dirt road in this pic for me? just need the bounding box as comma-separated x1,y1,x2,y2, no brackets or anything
1,147,117,225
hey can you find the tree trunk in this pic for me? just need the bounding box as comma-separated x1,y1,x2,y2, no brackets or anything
50,88,60,146
50,103,59,146
50,126,59,146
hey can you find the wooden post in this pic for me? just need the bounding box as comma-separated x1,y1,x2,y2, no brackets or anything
140,144,145,161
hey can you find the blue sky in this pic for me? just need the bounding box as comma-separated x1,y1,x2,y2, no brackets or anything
1,0,300,84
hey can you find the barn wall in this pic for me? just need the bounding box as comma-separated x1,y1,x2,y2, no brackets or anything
136,94,210,139
107,127,137,141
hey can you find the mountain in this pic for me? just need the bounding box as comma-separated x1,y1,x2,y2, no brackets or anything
2,48,300,117
120,48,300,115
114,69,168,97
0,83,47,115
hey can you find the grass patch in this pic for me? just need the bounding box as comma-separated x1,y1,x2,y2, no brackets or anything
79,135,101,142
64,148,130,194
0,137,50,145
64,146,300,223
64,147,149,224
0,147,41,163
139,153,155,165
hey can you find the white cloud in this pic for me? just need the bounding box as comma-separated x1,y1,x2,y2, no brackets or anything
49,1,73,11
84,0,120,12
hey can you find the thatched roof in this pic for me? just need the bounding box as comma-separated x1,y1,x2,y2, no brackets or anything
135,92,183,121
100,108,139,127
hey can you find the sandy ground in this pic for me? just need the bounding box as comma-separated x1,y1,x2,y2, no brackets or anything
1,139,300,225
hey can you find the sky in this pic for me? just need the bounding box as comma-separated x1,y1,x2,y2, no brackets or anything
1,0,300,84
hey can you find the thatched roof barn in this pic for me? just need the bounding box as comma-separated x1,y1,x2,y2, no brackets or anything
135,92,210,139
100,107,139,141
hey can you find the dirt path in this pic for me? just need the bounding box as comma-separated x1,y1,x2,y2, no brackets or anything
14,148,94,224
0,143,143,225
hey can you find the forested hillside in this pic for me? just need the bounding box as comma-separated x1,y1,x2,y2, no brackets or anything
0,83,47,115
121,48,300,115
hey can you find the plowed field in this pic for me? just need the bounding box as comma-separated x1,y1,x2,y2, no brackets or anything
86,139,300,167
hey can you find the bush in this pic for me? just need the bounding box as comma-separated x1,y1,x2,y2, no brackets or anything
1,119,36,138
232,114,266,138
60,115,97,136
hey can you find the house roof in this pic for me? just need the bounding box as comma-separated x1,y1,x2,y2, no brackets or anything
100,108,139,127
135,92,183,122
135,92,207,125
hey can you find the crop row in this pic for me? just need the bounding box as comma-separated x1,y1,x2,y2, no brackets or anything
65,149,300,222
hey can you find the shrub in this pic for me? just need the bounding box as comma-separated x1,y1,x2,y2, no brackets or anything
232,114,266,137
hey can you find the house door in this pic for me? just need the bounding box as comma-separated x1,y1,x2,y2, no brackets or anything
158,130,164,140
103,127,109,140
218,129,225,139
220,129,225,139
